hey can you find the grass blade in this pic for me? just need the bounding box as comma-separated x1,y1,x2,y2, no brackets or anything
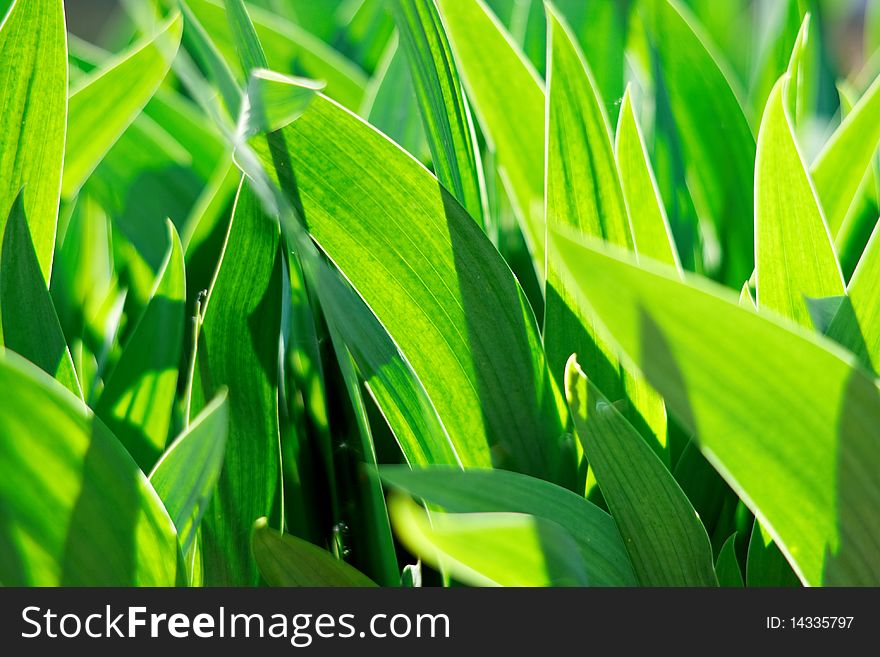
755,76,844,328
552,233,880,585
190,179,283,586
0,0,67,283
389,494,589,586
149,392,228,557
0,352,182,585
392,0,487,225
380,465,637,586
1,193,81,398
62,13,183,198
565,357,717,586
95,222,186,472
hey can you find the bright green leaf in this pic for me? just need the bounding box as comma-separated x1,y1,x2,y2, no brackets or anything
1,193,81,398
0,352,181,586
0,0,67,283
552,233,880,586
565,356,717,586
379,465,637,586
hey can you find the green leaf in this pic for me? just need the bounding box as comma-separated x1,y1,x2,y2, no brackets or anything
544,9,666,461
191,179,283,586
242,69,324,137
615,87,681,269
827,222,880,374
252,518,377,587
755,76,844,328
0,0,67,283
259,92,568,483
388,494,589,586
1,193,81,398
0,352,181,586
62,13,183,198
565,357,717,587
551,233,880,585
310,261,457,467
392,0,487,225
436,0,545,268
641,0,756,284
784,13,814,131
149,392,229,556
715,533,744,587
95,222,186,472
184,0,367,110
359,34,428,160
746,519,801,587
811,73,880,237
222,0,266,71
379,465,636,586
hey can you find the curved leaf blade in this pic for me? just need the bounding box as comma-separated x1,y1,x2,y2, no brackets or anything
0,352,181,586
380,465,636,586
0,0,67,282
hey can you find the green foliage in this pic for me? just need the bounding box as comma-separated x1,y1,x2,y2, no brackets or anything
1,0,878,588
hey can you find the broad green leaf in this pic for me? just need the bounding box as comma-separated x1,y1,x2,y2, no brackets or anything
392,0,487,225
0,0,67,283
544,10,666,461
259,93,568,484
615,87,681,269
565,357,717,587
715,533,744,587
95,222,186,472
360,34,429,160
0,352,181,586
242,69,324,137
389,494,589,587
1,193,81,398
827,222,880,374
191,179,283,586
436,0,545,268
552,233,880,586
746,519,800,587
811,73,880,237
184,0,367,110
641,0,756,284
379,465,637,586
252,518,377,587
62,13,183,198
755,76,844,328
149,392,229,556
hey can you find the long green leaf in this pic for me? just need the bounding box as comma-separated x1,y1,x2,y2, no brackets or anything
252,519,377,587
0,352,181,585
827,222,880,374
149,392,229,556
1,193,81,398
257,92,568,484
436,0,545,268
545,9,666,461
184,0,367,109
95,222,186,471
642,0,755,284
755,76,844,328
715,533,744,587
62,13,183,198
552,233,880,586
615,87,681,268
191,179,283,586
565,357,717,587
389,494,589,587
392,0,487,225
380,465,636,586
811,73,880,236
0,0,67,283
